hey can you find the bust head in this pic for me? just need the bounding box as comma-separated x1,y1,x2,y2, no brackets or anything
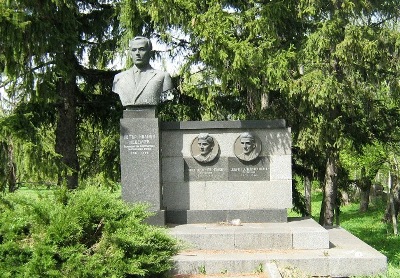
240,132,256,154
129,36,152,69
197,133,214,155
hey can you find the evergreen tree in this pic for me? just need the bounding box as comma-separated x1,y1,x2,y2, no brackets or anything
134,0,400,225
291,0,400,225
135,0,304,119
0,0,148,189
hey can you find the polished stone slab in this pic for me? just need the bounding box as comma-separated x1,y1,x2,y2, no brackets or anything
120,117,160,206
184,158,228,181
120,117,164,225
228,157,270,181
123,106,157,118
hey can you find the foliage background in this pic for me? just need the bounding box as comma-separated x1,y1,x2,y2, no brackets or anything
1,0,400,236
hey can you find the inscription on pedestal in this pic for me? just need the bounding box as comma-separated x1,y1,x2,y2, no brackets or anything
228,157,269,181
120,118,161,212
122,134,157,155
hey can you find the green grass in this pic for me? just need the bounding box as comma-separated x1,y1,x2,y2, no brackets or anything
289,190,400,277
339,200,400,278
12,186,56,198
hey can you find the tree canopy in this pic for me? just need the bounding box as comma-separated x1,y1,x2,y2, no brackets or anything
136,0,400,224
1,0,144,189
1,0,400,225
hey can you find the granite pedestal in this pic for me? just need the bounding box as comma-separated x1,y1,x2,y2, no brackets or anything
117,115,387,276
120,107,165,225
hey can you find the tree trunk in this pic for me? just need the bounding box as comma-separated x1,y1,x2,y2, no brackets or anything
304,176,312,215
55,77,79,189
246,88,259,116
320,152,338,226
385,172,398,235
389,191,398,236
359,167,371,212
335,205,340,226
7,140,17,192
359,183,371,212
261,93,268,110
341,190,350,206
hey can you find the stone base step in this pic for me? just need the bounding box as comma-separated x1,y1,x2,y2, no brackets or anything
166,209,287,224
169,218,329,250
171,226,387,278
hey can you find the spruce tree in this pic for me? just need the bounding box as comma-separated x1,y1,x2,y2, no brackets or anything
0,0,148,189
134,0,400,225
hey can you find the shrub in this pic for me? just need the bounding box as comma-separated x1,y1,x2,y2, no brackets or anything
0,186,179,277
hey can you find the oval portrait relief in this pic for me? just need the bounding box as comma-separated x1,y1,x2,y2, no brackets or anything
233,132,262,162
191,133,220,163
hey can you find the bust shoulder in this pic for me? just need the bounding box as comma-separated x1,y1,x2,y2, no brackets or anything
114,67,134,79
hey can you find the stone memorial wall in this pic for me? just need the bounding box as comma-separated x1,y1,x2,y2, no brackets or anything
160,120,292,224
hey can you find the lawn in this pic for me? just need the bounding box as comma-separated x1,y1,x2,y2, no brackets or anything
289,189,400,278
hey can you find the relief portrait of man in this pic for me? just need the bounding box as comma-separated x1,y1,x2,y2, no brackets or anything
112,36,173,107
191,133,219,163
234,132,261,162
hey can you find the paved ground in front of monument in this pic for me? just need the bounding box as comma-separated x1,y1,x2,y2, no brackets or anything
174,274,268,278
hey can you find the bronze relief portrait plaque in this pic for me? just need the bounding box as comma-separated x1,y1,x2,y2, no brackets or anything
191,133,220,163
233,132,262,162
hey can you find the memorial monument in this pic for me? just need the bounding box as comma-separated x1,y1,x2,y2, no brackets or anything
113,36,172,225
114,36,387,276
162,120,290,223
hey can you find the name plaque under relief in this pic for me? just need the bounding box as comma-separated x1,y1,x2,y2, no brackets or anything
184,158,228,181
228,157,270,181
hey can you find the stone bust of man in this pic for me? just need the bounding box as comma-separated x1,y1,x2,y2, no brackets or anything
112,36,173,107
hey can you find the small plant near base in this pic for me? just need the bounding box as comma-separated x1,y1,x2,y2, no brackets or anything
198,265,206,274
279,265,311,278
255,263,264,273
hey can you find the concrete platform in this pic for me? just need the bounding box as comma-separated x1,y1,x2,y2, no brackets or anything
169,218,329,250
170,220,387,277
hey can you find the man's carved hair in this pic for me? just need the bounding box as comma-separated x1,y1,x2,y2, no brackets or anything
198,133,214,145
240,132,255,142
129,36,152,51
